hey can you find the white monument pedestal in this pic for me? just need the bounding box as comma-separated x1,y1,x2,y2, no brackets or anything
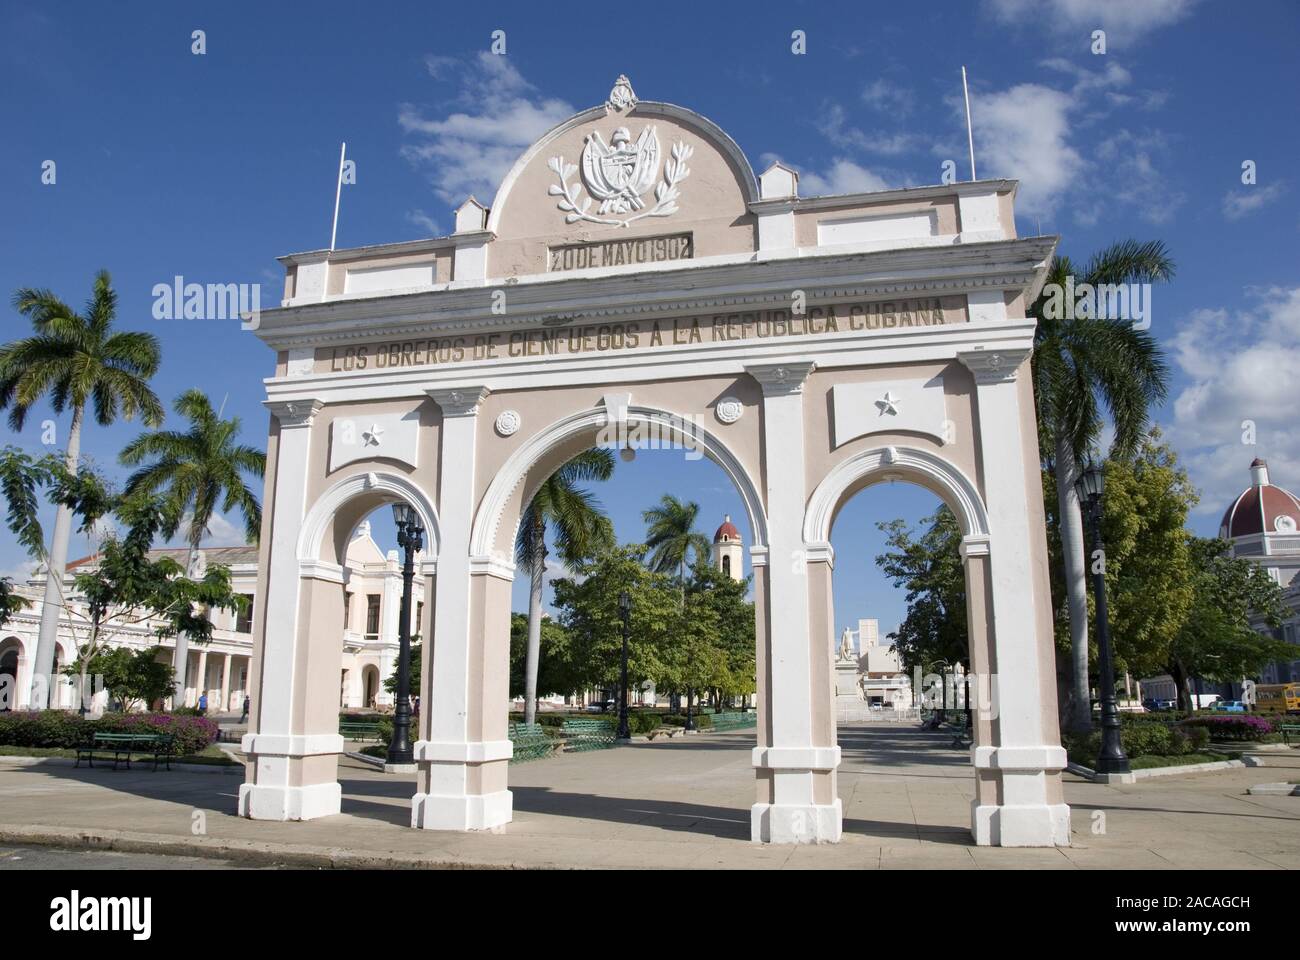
835,659,872,723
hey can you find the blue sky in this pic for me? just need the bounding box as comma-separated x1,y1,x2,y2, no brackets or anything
2,0,1297,638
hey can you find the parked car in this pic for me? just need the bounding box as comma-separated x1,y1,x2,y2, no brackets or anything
1210,700,1246,713
1141,698,1178,711
584,700,617,713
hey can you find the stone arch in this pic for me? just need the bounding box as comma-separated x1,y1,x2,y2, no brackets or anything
470,402,768,561
804,444,989,549
298,471,441,571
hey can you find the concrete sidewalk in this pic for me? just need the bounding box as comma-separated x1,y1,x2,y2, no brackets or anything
1,724,1297,869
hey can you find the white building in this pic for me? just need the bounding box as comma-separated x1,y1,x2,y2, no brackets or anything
0,521,422,714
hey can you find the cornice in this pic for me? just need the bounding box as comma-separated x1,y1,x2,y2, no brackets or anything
254,236,1056,350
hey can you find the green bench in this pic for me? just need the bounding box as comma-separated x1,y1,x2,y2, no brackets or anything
339,721,385,742
1281,724,1300,746
709,711,757,731
561,718,617,752
508,722,559,763
75,732,175,771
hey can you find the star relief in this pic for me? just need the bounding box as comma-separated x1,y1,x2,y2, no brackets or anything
875,391,902,416
361,423,384,446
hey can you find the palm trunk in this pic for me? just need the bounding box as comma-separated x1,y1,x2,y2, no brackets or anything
1055,438,1092,732
523,519,546,726
173,543,197,706
30,405,83,710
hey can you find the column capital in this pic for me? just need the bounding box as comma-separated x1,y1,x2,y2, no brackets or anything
427,386,490,417
265,398,323,428
745,362,816,396
956,348,1031,385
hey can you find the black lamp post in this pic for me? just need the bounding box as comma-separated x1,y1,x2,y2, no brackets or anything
386,502,423,766
617,591,632,740
1074,462,1130,775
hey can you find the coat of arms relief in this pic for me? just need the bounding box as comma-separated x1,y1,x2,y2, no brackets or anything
547,75,693,228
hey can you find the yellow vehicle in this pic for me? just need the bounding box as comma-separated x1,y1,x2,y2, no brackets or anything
1254,683,1300,716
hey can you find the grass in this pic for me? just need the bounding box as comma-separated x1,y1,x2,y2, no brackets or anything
0,744,238,766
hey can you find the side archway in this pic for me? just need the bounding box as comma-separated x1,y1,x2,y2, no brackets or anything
298,471,442,571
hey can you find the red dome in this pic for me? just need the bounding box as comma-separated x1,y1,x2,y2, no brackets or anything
713,515,741,543
1220,460,1300,539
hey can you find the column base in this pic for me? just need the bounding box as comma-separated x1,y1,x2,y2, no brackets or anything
411,789,513,832
238,781,341,821
751,800,843,844
971,800,1071,847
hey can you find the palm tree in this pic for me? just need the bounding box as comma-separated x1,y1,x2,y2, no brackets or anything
119,389,266,703
643,494,712,593
0,270,163,708
1030,239,1173,731
515,449,615,724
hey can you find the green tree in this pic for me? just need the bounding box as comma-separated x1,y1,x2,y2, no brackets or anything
509,612,579,701
1030,240,1174,730
1166,538,1290,711
875,506,968,675
642,494,711,597
685,558,755,710
1093,434,1197,679
0,270,163,707
74,646,174,712
515,449,615,723
119,389,266,701
659,593,727,718
551,544,680,697
0,578,28,630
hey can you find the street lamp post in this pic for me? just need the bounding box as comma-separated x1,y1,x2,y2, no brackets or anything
1074,462,1130,775
617,591,632,740
386,502,423,767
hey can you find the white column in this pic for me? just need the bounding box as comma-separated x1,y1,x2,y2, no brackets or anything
196,648,209,706
411,386,513,831
219,653,232,712
746,363,841,844
958,349,1070,847
239,398,343,822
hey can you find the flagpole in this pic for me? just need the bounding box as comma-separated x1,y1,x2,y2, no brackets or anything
961,67,976,181
330,142,347,251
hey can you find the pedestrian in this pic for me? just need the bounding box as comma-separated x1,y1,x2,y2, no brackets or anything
240,694,250,723
198,692,208,716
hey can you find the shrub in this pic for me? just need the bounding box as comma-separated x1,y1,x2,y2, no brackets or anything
627,712,662,735
661,713,712,729
1179,715,1272,742
0,711,219,755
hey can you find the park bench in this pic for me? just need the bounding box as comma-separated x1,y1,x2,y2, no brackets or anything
710,711,756,731
561,718,617,752
75,732,174,771
1281,724,1300,746
339,720,385,742
508,722,559,763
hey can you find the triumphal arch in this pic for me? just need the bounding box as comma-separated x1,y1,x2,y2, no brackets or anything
240,76,1071,847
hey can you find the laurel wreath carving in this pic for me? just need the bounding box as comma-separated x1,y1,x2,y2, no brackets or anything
547,141,693,228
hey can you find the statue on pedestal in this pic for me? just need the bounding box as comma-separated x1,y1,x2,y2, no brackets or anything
837,627,856,663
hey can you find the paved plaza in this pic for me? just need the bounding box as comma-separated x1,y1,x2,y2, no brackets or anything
1,724,1297,869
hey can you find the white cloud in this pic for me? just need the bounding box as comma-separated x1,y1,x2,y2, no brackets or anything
861,79,915,115
799,159,893,196
985,0,1197,43
1222,181,1288,220
816,102,918,156
201,512,245,546
399,53,574,205
405,208,441,236
970,83,1084,218
1164,286,1300,515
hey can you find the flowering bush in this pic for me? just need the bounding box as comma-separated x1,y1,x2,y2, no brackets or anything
0,711,219,755
1178,714,1273,742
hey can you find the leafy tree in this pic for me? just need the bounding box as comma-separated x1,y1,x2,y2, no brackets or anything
1030,240,1174,730
1093,433,1197,679
508,612,579,701
1165,538,1290,711
0,270,163,707
385,644,421,699
0,450,244,712
685,558,755,709
875,506,968,674
0,577,28,630
642,494,711,595
550,545,681,697
73,646,173,712
515,449,614,723
658,593,727,719
120,389,265,700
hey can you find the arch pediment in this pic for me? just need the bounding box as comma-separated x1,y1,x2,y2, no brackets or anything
486,78,759,278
